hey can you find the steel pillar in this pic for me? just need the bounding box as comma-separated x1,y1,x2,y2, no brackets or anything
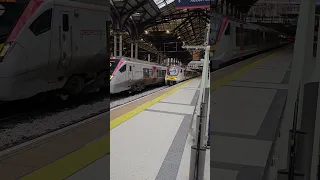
188,23,210,180
119,34,123,56
275,0,316,179
231,5,234,17
225,2,229,15
113,34,117,56
131,43,134,58
135,42,138,59
221,0,225,14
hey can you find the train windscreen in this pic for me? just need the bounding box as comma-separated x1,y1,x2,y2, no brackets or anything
0,0,30,46
110,59,120,75
168,67,179,76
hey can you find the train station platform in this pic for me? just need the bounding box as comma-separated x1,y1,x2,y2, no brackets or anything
210,45,292,179
0,45,292,180
110,77,210,180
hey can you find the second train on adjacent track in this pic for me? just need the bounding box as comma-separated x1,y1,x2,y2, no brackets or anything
165,65,199,86
110,56,167,94
210,13,285,70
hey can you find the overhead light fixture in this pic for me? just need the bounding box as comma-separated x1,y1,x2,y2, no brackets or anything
145,30,149,34
178,36,181,39
132,12,141,17
140,38,143,41
166,30,170,34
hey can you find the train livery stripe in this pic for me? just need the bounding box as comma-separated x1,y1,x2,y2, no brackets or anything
217,18,228,42
7,0,44,42
110,79,194,130
210,50,279,91
19,134,109,180
112,59,125,76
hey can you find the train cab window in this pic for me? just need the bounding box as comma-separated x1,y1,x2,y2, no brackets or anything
63,14,69,32
180,69,182,73
119,65,126,73
29,9,52,36
225,24,230,36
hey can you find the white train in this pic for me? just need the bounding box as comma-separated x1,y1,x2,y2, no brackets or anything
110,56,167,94
187,59,211,72
165,65,199,86
0,0,110,101
210,13,284,70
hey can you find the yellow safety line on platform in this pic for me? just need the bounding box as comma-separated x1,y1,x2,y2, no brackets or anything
19,79,193,180
210,50,278,91
110,79,194,130
19,134,109,180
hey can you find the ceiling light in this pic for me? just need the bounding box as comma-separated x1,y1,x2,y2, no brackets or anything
145,30,149,34
166,30,170,34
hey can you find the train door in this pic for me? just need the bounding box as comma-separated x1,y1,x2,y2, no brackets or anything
118,64,127,89
128,64,133,85
58,11,73,70
240,24,244,51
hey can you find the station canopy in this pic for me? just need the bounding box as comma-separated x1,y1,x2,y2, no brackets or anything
110,0,259,63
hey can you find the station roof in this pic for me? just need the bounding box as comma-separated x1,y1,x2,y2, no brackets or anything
110,0,259,64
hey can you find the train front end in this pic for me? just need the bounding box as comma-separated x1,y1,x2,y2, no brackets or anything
0,0,43,101
110,57,127,94
165,65,182,86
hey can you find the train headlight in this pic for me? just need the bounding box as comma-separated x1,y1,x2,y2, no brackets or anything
0,42,12,62
110,75,113,80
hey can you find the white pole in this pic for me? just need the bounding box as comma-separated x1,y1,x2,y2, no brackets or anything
131,43,134,58
276,0,316,171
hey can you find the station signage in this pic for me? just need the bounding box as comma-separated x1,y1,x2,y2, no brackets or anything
193,50,200,60
175,0,213,10
0,0,16,2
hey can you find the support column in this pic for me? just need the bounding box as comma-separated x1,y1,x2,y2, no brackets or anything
223,0,227,15
119,33,123,56
231,5,234,17
148,54,150,62
135,42,138,59
216,0,221,13
221,0,224,14
226,2,231,16
237,9,240,19
275,0,316,179
130,43,134,58
113,34,117,57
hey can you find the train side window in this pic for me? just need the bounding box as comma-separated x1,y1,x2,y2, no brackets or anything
119,65,126,73
29,9,52,36
63,14,69,32
129,66,132,71
162,70,166,76
225,24,230,35
236,27,240,46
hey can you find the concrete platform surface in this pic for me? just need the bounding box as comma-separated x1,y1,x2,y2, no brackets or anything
210,46,292,180
110,78,202,180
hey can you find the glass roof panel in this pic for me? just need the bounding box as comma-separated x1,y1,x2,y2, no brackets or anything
153,0,175,9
